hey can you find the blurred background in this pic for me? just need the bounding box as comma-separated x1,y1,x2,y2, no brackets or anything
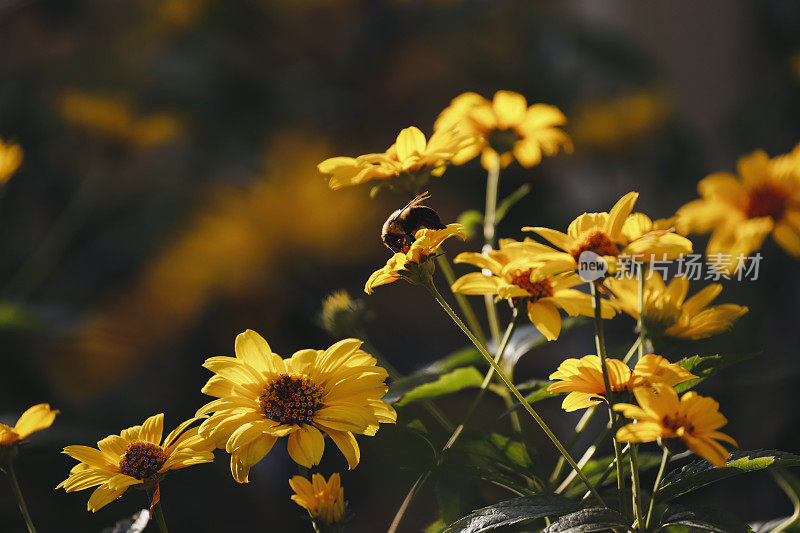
1,0,799,531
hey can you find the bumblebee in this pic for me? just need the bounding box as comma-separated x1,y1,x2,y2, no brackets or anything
381,192,446,253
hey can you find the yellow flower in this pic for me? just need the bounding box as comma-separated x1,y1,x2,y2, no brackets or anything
570,89,670,151
289,472,346,525
57,414,214,512
434,90,572,169
317,126,471,192
365,224,466,294
60,91,182,149
0,404,58,447
548,354,697,412
196,330,396,482
615,383,737,467
606,275,747,340
0,139,23,185
676,146,800,272
450,239,616,340
523,192,693,279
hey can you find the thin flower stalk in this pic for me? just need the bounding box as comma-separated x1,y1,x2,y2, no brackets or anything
424,279,606,506
436,254,487,347
482,158,503,345
3,461,37,533
646,446,671,529
590,280,625,513
145,482,169,533
388,312,518,533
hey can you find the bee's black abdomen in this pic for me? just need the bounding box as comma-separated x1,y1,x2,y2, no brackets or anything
401,206,446,233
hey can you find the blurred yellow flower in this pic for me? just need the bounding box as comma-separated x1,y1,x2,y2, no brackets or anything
60,91,182,149
0,404,58,447
435,90,572,169
197,330,395,482
615,383,737,467
0,139,23,185
548,354,696,412
571,90,670,151
289,472,346,525
676,146,800,272
523,192,693,279
318,126,471,193
365,224,466,294
606,275,747,340
450,239,615,340
58,414,213,512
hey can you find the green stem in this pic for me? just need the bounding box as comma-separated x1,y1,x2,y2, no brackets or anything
590,280,625,514
425,280,605,506
637,264,646,362
387,313,518,533
482,158,502,345
145,484,169,533
629,445,645,532
645,447,670,529
4,461,37,533
436,255,487,348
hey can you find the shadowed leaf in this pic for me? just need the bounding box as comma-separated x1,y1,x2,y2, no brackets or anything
659,504,751,532
445,494,581,533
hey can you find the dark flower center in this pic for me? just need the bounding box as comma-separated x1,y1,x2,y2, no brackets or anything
260,374,324,425
119,441,167,479
509,269,553,302
571,230,620,263
661,415,695,435
487,128,522,154
744,184,789,220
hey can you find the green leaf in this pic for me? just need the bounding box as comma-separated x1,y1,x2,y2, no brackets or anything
658,505,752,532
396,367,484,406
500,381,556,418
657,450,800,502
457,210,484,239
674,352,759,393
460,433,535,473
444,494,581,533
385,347,483,404
542,507,629,532
495,184,531,224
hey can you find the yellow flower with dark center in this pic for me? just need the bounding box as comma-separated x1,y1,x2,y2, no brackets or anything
0,404,58,447
0,139,23,185
606,275,747,340
57,414,214,512
450,239,616,340
614,383,737,466
196,330,396,482
434,90,572,169
289,472,346,525
365,224,466,294
676,145,800,272
522,192,693,279
318,126,471,192
548,354,697,412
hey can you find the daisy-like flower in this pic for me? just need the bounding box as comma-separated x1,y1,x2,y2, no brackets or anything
523,192,693,280
197,330,396,482
0,138,23,185
365,224,466,294
317,126,472,194
450,239,616,340
614,383,737,466
0,404,59,448
434,90,572,170
289,472,346,527
548,354,697,412
676,145,800,273
57,414,214,512
606,275,747,340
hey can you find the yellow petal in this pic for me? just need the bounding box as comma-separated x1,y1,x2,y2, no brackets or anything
604,192,639,240
527,300,561,341
13,403,59,439
286,425,325,468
